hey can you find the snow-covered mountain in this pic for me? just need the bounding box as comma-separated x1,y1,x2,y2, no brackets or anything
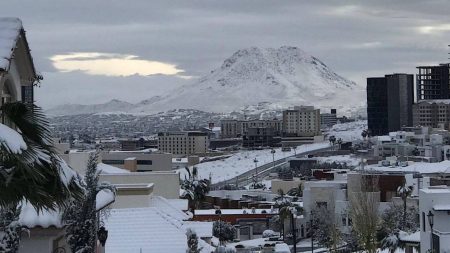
46,99,135,116
47,46,365,116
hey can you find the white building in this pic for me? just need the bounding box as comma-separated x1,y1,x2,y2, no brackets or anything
419,187,450,253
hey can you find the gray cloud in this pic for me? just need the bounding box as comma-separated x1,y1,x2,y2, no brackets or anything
2,1,450,108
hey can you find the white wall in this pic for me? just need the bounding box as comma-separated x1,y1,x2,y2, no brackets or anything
419,188,450,253
100,172,180,199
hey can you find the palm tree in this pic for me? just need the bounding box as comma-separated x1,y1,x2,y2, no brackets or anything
397,182,413,230
380,233,400,253
287,183,303,199
181,167,210,210
0,102,82,210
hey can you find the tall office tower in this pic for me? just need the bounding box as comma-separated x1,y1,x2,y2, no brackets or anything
416,63,450,100
367,74,414,135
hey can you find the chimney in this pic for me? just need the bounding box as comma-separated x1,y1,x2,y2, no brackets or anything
124,157,137,172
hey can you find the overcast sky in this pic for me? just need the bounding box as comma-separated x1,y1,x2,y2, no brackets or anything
2,0,450,108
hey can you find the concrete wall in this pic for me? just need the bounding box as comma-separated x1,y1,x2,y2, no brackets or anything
271,179,303,194
419,188,450,253
101,151,172,172
19,228,67,253
100,171,180,199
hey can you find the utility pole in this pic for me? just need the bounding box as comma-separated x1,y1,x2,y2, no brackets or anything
291,212,297,253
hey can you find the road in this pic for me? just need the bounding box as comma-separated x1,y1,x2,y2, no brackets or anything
210,146,332,190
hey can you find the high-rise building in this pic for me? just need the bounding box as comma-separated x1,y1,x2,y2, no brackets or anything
282,106,321,137
367,74,414,135
416,64,450,101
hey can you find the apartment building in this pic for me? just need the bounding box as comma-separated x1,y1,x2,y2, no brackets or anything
158,131,209,156
220,119,282,138
282,106,321,137
413,100,450,130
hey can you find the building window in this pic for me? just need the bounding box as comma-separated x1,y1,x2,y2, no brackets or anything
137,160,153,165
102,160,124,165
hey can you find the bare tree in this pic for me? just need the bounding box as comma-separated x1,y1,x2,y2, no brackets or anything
349,174,380,253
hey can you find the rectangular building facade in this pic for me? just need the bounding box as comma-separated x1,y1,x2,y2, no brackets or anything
320,109,337,128
413,100,450,130
367,74,414,136
158,131,209,156
282,106,321,137
417,64,450,101
220,119,282,138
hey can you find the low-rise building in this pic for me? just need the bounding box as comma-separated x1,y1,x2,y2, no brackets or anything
419,186,450,253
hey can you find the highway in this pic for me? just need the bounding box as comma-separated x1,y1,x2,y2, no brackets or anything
210,146,332,190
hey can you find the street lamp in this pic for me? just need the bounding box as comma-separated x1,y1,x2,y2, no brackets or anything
253,158,259,183
310,211,314,253
427,211,434,251
271,149,276,168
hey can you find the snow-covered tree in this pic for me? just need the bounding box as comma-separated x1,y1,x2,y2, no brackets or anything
186,228,202,253
63,152,116,253
311,205,341,251
380,233,400,253
181,167,210,210
213,220,236,243
349,174,380,253
0,205,24,253
381,202,419,235
397,182,413,230
0,102,82,210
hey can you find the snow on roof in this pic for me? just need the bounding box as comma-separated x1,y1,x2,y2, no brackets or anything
433,204,450,211
274,243,291,253
368,160,450,175
0,123,27,154
0,17,22,70
96,189,115,210
165,198,188,211
19,201,62,229
377,135,392,142
399,231,420,243
20,183,115,229
105,207,188,253
183,221,213,238
194,208,274,215
149,196,189,221
97,163,130,174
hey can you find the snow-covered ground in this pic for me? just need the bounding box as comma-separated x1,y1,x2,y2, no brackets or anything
326,120,367,142
178,142,330,183
316,155,361,167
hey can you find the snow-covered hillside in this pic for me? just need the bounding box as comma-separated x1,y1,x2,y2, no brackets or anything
46,99,135,116
326,120,367,142
134,46,364,115
47,46,365,116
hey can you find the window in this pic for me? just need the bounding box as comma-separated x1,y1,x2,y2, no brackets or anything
137,160,153,165
422,212,426,232
102,160,124,165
